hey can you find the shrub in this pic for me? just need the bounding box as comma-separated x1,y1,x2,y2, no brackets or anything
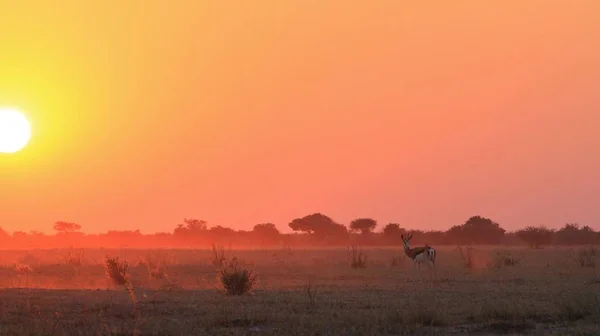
489,252,520,268
103,255,137,307
15,263,33,275
211,244,226,267
347,245,367,269
457,245,475,269
66,248,84,267
218,257,257,295
103,255,129,286
144,253,168,279
578,246,596,268
391,254,406,267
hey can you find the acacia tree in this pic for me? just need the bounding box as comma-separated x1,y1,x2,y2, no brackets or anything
53,221,82,235
515,226,555,248
289,213,348,244
289,213,335,235
350,218,377,235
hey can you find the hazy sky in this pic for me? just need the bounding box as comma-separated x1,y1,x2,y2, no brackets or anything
1,1,599,234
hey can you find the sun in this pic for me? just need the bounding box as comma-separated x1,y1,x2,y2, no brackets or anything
0,108,32,154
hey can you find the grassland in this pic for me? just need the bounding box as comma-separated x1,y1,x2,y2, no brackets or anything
0,246,598,335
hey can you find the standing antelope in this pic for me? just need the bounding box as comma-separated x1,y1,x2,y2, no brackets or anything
401,233,436,275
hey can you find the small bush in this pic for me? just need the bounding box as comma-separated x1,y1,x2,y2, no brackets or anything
347,245,367,269
15,263,33,275
144,253,168,279
390,255,405,267
211,244,226,268
489,252,520,269
578,246,596,268
103,255,137,308
218,257,257,295
103,255,129,286
457,245,475,268
66,248,84,267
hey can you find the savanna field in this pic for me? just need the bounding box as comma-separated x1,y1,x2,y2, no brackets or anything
0,246,598,336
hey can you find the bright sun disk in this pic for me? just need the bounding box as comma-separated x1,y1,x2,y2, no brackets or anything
0,108,32,153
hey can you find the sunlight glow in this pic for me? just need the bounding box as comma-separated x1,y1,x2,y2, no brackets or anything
0,108,32,153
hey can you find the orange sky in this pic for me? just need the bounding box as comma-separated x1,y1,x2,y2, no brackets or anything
1,1,599,234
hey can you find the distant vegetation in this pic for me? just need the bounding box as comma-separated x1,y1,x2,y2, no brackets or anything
0,214,598,249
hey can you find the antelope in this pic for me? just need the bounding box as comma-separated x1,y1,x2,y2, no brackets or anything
401,233,436,274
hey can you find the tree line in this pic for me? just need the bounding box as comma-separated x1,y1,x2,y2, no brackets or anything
0,214,598,249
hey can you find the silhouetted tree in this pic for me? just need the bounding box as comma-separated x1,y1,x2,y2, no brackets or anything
53,221,82,234
320,222,349,245
446,216,506,245
208,225,236,243
555,223,598,245
516,226,555,248
183,218,208,231
289,213,348,244
289,213,334,235
382,223,405,243
350,218,377,235
174,218,207,235
253,223,280,244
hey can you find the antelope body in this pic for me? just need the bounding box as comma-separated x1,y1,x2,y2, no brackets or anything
401,234,436,273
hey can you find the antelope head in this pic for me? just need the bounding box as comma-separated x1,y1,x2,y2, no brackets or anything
401,233,413,250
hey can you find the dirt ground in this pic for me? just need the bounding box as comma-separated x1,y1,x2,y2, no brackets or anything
0,246,598,335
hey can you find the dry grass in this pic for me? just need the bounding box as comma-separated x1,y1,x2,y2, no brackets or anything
0,246,598,335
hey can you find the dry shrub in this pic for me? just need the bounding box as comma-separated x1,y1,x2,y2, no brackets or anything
14,263,33,286
218,257,257,295
211,244,226,268
488,251,520,269
144,253,168,279
103,255,137,308
578,246,596,268
66,248,84,267
104,255,129,286
15,263,33,275
457,245,475,268
347,245,367,269
390,254,406,267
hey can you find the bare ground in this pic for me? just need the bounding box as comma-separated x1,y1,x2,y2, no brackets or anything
0,246,598,335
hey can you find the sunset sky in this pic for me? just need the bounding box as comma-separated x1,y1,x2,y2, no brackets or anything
1,1,599,234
